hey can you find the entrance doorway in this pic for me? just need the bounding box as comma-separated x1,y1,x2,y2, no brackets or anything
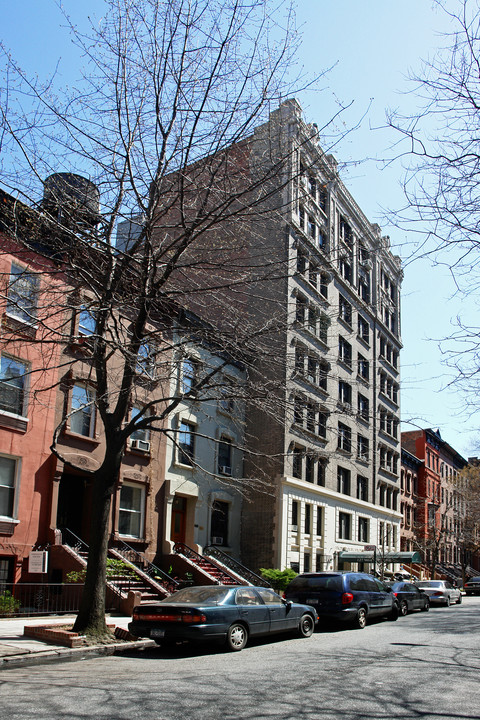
56,473,91,543
171,496,187,545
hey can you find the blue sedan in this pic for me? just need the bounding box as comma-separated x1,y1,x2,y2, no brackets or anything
129,585,317,651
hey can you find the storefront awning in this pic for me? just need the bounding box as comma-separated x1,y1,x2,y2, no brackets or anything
338,551,422,563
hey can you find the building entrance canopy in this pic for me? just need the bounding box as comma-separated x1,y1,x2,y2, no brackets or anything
338,551,422,563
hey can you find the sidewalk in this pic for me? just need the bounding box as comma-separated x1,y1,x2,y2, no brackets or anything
0,614,154,670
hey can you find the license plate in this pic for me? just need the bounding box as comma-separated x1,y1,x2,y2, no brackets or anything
151,629,165,638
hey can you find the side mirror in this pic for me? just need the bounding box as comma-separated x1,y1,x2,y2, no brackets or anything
282,599,293,610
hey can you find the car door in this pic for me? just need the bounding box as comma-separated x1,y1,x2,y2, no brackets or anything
404,583,420,610
370,577,392,615
256,588,293,633
235,587,270,636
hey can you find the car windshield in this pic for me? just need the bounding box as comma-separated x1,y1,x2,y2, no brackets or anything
288,575,343,592
161,587,230,604
416,581,443,588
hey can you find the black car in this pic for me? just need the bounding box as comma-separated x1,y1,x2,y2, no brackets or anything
464,576,480,596
129,585,317,651
387,582,430,615
284,571,399,629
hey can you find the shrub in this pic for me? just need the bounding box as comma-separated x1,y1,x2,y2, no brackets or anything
259,568,297,592
0,590,21,615
66,558,136,583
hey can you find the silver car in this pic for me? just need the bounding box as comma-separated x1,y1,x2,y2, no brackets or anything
416,580,462,606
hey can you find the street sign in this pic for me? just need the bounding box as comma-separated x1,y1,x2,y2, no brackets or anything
364,545,376,551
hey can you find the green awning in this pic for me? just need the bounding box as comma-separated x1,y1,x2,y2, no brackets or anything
338,551,422,563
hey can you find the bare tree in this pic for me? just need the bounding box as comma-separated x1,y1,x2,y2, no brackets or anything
0,0,318,637
455,463,480,583
388,0,480,400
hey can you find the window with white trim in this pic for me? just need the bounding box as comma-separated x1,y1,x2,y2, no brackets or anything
119,482,145,538
70,384,96,437
6,262,39,324
0,356,28,416
0,455,19,518
178,420,195,466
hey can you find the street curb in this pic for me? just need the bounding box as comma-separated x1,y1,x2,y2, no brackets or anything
0,638,156,671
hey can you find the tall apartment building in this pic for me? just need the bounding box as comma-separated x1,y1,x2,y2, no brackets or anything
239,100,403,574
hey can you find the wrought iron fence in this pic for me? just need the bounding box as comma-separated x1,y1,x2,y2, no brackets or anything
0,583,85,616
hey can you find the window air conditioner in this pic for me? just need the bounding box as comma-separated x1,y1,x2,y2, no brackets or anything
211,536,224,545
219,465,232,476
130,439,150,452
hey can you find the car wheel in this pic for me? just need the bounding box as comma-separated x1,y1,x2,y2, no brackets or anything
226,623,248,652
298,614,315,638
445,595,451,607
353,607,367,629
399,600,408,616
389,603,399,621
421,600,430,612
456,594,462,604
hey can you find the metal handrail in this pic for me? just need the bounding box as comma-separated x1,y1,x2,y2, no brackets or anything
61,527,89,555
114,540,179,590
173,542,239,584
203,545,270,587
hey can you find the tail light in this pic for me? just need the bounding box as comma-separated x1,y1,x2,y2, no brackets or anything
341,592,354,605
132,611,206,623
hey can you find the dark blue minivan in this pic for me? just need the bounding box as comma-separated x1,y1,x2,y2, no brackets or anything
284,572,400,629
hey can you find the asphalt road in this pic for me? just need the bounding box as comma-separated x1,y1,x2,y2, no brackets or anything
1,596,479,720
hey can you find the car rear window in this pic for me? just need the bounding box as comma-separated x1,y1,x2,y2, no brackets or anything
467,577,480,583
417,581,443,589
288,575,343,592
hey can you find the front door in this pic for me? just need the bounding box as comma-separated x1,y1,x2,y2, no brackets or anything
171,496,187,544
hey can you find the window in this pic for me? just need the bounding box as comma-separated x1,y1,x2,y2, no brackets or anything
304,504,312,534
357,435,369,461
318,360,328,391
358,354,369,381
318,410,327,439
308,216,316,240
339,512,351,540
317,460,326,486
308,263,318,288
136,341,156,379
211,500,229,545
306,402,316,432
358,517,369,543
303,553,311,573
319,273,329,298
6,263,39,324
0,456,18,518
119,483,145,538
78,306,96,336
297,250,307,274
339,295,352,325
181,358,197,395
339,337,352,367
305,455,315,483
316,506,323,536
0,356,28,416
296,296,307,325
318,188,327,213
292,446,304,479
318,314,329,344
219,386,235,414
130,406,150,444
358,393,369,423
178,420,195,466
339,380,352,406
218,436,232,475
291,500,299,529
338,422,351,452
70,384,96,437
295,346,305,374
337,466,351,495
308,307,318,335
357,475,368,502
358,316,369,344
308,176,316,199
294,397,305,426
299,205,305,230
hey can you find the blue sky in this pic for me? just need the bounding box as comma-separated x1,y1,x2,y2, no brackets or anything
2,0,478,457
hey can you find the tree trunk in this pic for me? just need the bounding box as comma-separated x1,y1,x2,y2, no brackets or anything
72,456,120,637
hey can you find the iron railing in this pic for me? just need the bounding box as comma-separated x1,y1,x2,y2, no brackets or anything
0,583,84,616
173,542,239,584
203,545,270,587
113,540,179,591
61,528,89,557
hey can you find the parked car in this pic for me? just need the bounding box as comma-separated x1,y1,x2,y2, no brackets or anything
387,581,430,615
464,577,480,596
415,580,462,606
284,572,399,629
128,585,317,651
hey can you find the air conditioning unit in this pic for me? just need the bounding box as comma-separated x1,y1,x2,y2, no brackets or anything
130,439,150,452
219,465,232,476
360,258,373,270
211,536,224,545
